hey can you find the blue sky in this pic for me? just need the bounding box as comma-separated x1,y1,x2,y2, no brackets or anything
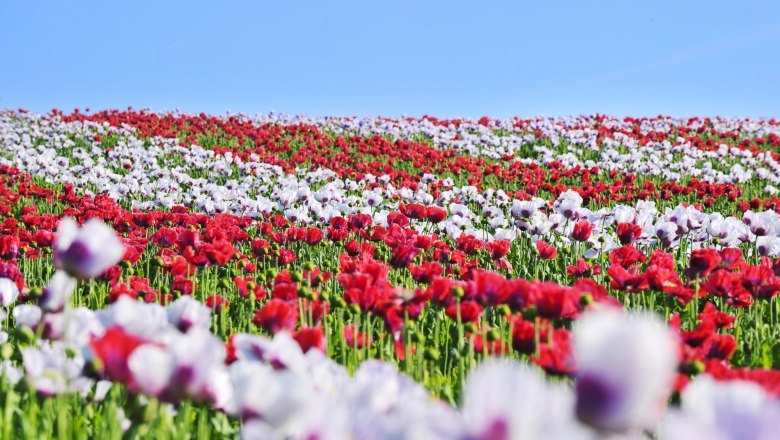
1,0,778,118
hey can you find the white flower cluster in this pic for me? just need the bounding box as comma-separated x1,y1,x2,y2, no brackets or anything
2,112,780,257
256,112,780,186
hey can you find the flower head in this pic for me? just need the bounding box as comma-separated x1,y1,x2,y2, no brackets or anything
574,308,678,432
54,218,125,280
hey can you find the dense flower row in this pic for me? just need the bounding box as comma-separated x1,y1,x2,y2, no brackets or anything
2,112,780,257
0,171,774,384
57,109,780,187
4,110,757,211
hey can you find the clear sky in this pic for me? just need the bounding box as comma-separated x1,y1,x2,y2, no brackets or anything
1,0,778,119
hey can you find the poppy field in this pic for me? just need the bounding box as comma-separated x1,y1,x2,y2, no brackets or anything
1,108,780,439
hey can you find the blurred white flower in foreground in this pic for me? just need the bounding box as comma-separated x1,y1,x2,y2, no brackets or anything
166,296,212,332
461,360,591,440
53,217,125,280
0,277,19,307
661,376,780,440
574,308,678,433
23,342,93,396
39,270,77,313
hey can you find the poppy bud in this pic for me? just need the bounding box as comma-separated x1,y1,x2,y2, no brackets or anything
85,357,104,377
424,347,440,361
0,343,13,360
28,286,42,298
332,295,346,308
579,293,594,306
683,359,705,375
452,286,465,299
319,290,330,302
17,326,35,343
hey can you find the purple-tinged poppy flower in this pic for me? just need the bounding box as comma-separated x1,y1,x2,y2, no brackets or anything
54,217,124,280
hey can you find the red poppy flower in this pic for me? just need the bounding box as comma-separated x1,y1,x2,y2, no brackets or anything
445,300,483,323
386,211,410,227
701,334,737,360
426,206,447,223
409,262,443,284
608,245,646,268
253,299,299,334
535,240,558,260
152,228,179,248
573,278,621,307
293,327,326,353
616,222,642,245
681,320,716,348
571,221,594,242
305,227,324,245
701,269,745,299
511,318,536,354
607,264,648,293
171,276,195,296
343,325,372,348
566,259,600,278
697,302,735,329
741,265,780,300
399,203,427,220
348,213,372,230
685,248,722,280
364,225,388,242
532,333,576,376
389,245,420,269
719,248,744,271
204,294,230,313
234,276,265,299
0,235,20,260
89,327,147,382
486,240,511,259
535,282,581,320
471,270,509,307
